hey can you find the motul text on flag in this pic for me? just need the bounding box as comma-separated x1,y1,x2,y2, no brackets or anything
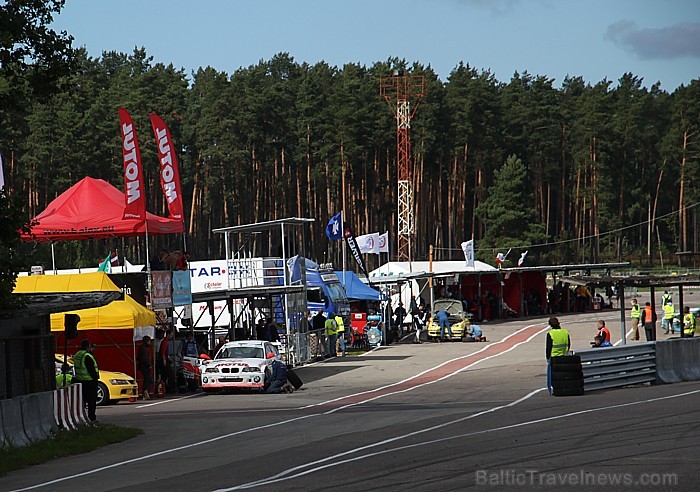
118,108,146,220
149,114,184,221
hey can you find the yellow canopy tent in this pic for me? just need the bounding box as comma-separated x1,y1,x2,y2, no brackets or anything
14,272,156,330
14,272,156,382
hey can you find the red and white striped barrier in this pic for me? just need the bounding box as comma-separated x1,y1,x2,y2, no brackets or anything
53,385,90,429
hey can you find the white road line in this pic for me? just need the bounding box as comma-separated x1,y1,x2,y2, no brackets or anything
613,327,635,346
220,387,700,490
215,388,547,491
135,392,204,409
9,323,545,491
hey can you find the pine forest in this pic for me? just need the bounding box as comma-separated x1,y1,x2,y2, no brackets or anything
2,48,699,272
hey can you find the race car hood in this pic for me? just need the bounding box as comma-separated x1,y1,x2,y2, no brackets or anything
100,370,135,382
203,358,265,369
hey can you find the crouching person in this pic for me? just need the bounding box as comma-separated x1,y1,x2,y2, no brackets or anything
464,324,487,342
265,353,294,394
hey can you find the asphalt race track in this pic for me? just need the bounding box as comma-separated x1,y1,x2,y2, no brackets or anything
5,312,700,491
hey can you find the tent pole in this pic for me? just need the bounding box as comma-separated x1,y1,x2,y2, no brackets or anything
51,242,57,274
145,220,152,309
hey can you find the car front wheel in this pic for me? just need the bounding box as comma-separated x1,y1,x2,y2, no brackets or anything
96,382,110,406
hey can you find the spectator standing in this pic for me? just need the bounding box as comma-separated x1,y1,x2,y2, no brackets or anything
334,314,346,356
137,335,153,400
160,330,176,393
73,339,99,422
267,319,280,343
545,317,570,395
182,331,198,357
414,305,428,343
176,251,190,270
256,319,269,341
662,302,675,334
324,312,338,357
630,298,641,340
393,302,407,335
641,302,657,342
661,290,672,307
213,336,227,357
312,308,326,332
312,308,327,358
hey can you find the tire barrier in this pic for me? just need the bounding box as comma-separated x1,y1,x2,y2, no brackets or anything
550,355,584,397
20,392,57,442
0,397,31,447
53,384,90,430
655,337,700,383
578,343,656,392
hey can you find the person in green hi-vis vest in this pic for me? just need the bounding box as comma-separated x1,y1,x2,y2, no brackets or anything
545,317,570,395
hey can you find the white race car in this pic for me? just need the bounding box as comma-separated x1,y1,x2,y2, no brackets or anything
201,340,280,392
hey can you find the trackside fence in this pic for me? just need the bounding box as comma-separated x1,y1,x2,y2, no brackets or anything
578,342,656,392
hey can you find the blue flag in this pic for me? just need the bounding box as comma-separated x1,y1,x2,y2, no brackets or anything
325,212,343,240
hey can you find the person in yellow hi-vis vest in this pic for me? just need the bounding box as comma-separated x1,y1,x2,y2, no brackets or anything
545,317,570,395
683,306,697,337
334,314,346,357
324,312,338,357
630,298,641,340
662,302,675,334
73,339,100,422
55,363,73,388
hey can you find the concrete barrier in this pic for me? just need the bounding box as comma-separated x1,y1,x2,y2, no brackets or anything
20,392,57,443
0,403,6,447
0,398,30,447
656,337,700,383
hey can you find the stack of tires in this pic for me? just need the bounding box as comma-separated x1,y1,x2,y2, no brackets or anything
551,355,584,396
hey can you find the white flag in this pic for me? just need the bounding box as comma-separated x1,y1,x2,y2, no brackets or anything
518,250,528,267
356,232,380,254
378,232,389,253
461,240,474,268
0,150,5,190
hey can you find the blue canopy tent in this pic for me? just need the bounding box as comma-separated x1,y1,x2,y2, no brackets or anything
335,271,385,301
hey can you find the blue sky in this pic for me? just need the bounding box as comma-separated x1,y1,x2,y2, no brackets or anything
52,0,699,91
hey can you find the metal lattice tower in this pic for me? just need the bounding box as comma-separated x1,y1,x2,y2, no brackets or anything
380,73,425,262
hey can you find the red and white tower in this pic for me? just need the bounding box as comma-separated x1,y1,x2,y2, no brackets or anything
380,71,425,262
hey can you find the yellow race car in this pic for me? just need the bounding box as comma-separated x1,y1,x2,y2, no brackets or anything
427,299,471,341
55,354,138,406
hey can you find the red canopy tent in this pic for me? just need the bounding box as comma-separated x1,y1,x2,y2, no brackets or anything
20,177,184,242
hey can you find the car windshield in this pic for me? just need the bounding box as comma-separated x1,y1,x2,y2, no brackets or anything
217,346,264,360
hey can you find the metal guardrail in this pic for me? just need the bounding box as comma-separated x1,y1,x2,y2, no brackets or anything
577,342,656,392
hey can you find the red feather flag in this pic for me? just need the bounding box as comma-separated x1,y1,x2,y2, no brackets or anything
150,114,184,221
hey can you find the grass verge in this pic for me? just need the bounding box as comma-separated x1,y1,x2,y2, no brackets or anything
0,424,142,477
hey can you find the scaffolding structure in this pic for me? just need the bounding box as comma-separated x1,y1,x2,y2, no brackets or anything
380,73,425,262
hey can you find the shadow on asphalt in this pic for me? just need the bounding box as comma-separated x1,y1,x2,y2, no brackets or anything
293,364,365,384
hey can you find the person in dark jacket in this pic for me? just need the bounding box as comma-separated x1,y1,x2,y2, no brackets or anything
137,336,153,400
641,301,657,341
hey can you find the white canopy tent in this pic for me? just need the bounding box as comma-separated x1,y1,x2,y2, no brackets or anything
368,261,498,322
